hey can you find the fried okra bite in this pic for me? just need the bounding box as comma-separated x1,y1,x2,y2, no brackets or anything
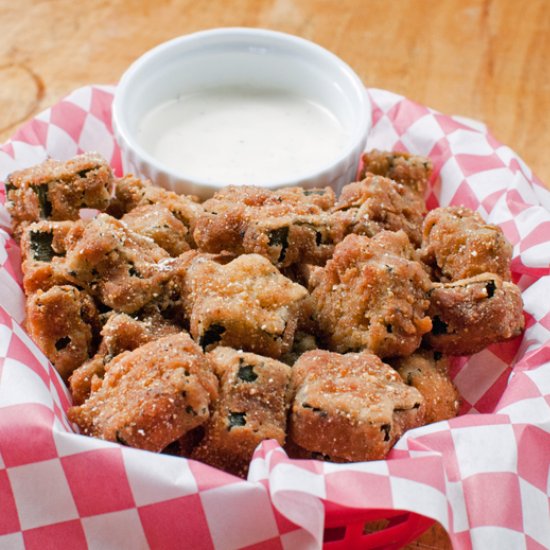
100,310,181,357
26,285,100,380
425,273,524,355
334,174,426,247
69,310,182,405
193,185,347,268
289,350,425,461
121,204,190,256
69,354,107,407
108,174,202,246
421,206,513,282
19,220,84,294
191,347,292,477
311,231,432,357
182,252,308,358
391,350,460,424
63,213,175,313
360,149,433,195
68,333,218,452
6,153,113,238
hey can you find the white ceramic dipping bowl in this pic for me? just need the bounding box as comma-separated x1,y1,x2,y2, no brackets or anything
113,27,371,199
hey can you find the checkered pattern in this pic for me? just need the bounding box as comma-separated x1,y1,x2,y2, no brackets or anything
0,86,549,550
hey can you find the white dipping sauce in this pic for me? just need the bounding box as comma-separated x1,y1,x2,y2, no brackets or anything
137,86,349,185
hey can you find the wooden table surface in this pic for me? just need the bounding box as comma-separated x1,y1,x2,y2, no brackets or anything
1,0,549,188
0,1,547,548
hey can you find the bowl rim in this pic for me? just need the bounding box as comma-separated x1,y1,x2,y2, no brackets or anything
112,27,371,191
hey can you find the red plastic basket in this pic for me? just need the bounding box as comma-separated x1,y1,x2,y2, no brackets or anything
323,501,435,549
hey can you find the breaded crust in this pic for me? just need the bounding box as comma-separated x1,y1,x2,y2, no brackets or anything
69,354,107,407
20,220,84,293
425,273,524,355
69,311,180,405
191,347,292,477
284,439,348,462
25,285,100,380
360,149,433,195
121,204,190,256
289,350,425,461
63,213,173,313
421,206,512,282
193,185,344,267
101,310,180,357
334,174,426,247
312,231,433,357
68,333,218,452
6,153,113,238
108,174,202,246
392,349,460,423
182,252,308,358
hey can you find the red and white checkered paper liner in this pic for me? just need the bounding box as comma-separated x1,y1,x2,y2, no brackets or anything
0,85,549,550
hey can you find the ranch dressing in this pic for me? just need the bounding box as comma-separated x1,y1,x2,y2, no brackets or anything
137,86,349,184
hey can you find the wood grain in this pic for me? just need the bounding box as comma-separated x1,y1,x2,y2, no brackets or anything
0,2,547,548
0,0,548,187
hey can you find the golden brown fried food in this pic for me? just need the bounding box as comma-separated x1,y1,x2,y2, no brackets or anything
121,204,190,256
283,439,348,462
289,350,425,461
69,311,181,405
392,349,460,424
334,174,426,247
286,263,325,292
101,310,181,357
360,149,433,195
69,354,107,406
421,206,513,282
6,153,113,238
108,175,202,246
425,273,524,355
26,285,100,380
311,231,432,357
68,333,218,452
182,252,308,358
64,213,174,313
193,185,347,268
9,150,526,473
191,347,292,477
19,220,85,294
